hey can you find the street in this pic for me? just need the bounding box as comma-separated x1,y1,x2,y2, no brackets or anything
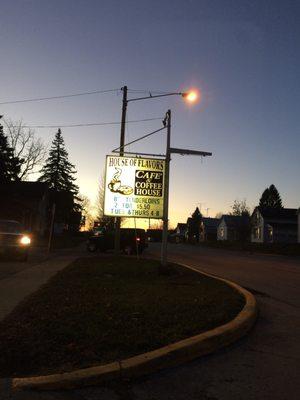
1,243,300,400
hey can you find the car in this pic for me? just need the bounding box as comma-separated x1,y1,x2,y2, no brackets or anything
0,220,31,261
87,228,148,255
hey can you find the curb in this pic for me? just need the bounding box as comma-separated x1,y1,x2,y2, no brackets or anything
12,263,258,391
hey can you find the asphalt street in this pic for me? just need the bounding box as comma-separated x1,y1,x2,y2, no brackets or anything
1,243,300,400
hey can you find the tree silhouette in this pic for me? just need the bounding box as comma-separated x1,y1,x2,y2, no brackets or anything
259,184,283,209
0,121,22,183
38,129,81,218
38,129,79,195
230,199,250,216
4,118,46,180
187,207,202,242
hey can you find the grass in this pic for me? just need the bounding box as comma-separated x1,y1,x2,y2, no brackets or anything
0,257,245,378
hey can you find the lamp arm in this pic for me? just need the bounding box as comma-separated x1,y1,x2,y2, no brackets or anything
127,92,183,103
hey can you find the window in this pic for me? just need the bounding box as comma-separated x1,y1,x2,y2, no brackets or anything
254,227,261,239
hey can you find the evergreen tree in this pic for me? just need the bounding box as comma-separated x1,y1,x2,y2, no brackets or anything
259,184,283,209
38,129,80,208
0,121,22,183
187,207,202,242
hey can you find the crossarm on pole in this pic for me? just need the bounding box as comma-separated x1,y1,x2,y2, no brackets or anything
170,147,212,157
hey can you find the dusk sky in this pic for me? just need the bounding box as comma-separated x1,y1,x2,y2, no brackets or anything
1,0,299,226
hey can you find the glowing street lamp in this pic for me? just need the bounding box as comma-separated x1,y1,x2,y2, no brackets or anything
182,89,199,103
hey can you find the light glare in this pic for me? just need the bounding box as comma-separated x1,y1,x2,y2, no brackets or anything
186,91,198,102
20,235,31,245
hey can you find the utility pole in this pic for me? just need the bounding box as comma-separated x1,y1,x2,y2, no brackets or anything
47,203,56,254
114,86,127,255
161,110,171,267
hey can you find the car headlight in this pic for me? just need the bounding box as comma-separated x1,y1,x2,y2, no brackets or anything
20,235,31,245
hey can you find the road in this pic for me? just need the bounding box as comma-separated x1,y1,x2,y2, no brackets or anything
2,243,300,400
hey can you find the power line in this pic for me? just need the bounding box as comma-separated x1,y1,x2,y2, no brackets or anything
0,87,180,106
12,117,163,129
0,88,120,105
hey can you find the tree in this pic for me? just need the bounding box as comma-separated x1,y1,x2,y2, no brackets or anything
187,207,202,243
3,119,47,180
259,184,283,209
80,194,95,231
95,174,115,230
38,129,81,219
38,129,79,195
229,199,250,217
0,120,22,183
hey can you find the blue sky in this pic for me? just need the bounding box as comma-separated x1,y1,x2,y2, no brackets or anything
1,0,299,225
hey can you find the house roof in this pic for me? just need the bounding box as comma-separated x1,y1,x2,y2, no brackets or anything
176,223,187,229
176,223,187,235
255,207,297,221
0,182,49,198
201,218,219,228
220,215,250,228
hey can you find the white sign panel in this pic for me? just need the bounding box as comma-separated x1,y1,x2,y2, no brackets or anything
104,155,165,219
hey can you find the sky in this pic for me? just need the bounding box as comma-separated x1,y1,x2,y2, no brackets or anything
1,0,299,227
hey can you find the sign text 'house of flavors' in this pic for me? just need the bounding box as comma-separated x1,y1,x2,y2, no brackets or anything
104,155,165,218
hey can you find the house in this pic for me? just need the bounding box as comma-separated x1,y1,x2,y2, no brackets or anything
217,215,250,241
200,218,219,241
0,182,49,236
251,207,298,244
169,223,187,243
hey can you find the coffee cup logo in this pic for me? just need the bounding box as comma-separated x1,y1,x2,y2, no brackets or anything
108,168,133,195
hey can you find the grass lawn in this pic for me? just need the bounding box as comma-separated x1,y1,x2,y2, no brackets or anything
0,257,245,378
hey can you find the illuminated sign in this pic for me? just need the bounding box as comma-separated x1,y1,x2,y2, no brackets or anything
104,155,165,218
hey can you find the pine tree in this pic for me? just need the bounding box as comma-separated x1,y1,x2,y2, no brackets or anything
38,129,80,204
187,207,202,242
0,121,22,183
259,184,283,209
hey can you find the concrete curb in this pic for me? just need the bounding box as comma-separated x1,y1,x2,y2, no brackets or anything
12,263,257,391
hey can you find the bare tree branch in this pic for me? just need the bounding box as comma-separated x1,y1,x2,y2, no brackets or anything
3,118,47,180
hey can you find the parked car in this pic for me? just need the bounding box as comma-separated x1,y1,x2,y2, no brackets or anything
0,220,31,261
87,228,147,255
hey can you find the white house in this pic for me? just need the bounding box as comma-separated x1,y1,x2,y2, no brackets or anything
251,207,298,244
217,215,250,241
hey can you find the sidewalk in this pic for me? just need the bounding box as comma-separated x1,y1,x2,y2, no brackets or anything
0,255,77,321
0,252,79,399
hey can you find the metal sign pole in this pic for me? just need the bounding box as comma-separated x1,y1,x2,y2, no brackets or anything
114,86,127,255
161,110,171,267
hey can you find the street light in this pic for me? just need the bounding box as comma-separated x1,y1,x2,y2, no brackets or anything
182,89,199,103
114,85,201,255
